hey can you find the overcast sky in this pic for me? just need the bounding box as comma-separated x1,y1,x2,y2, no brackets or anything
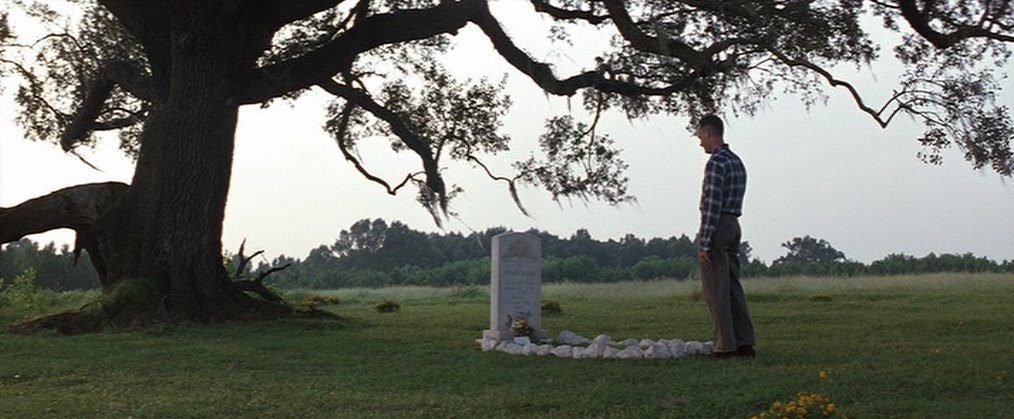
1,2,1012,265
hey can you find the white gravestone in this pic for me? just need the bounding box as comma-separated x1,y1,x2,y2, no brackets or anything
483,232,545,341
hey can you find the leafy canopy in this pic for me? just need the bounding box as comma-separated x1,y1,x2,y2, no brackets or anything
1,0,1011,222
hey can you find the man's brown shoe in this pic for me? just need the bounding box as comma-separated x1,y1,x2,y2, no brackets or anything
710,351,738,359
736,345,756,358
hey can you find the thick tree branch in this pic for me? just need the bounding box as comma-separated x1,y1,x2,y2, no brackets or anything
97,0,169,67
898,0,1014,48
599,0,713,70
529,0,610,24
0,182,129,244
59,61,152,151
250,0,349,28
241,0,481,104
61,79,114,151
471,1,705,96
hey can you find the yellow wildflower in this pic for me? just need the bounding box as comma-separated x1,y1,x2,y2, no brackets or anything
826,403,836,413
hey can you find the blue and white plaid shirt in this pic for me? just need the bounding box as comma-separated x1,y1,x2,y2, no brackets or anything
698,144,746,252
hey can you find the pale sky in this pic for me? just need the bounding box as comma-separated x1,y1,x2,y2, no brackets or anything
1,2,1012,264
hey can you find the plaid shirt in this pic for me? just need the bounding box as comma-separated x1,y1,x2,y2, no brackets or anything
698,144,746,251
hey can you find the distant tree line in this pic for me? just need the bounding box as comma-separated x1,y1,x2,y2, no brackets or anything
0,240,100,290
3,220,1012,290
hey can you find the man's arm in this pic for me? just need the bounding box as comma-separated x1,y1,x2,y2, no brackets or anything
698,159,725,253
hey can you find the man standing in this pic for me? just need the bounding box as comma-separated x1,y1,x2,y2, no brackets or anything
694,115,756,358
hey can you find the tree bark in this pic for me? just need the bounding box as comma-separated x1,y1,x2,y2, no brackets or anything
6,7,304,333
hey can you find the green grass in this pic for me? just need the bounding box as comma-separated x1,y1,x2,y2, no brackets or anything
1,273,1012,418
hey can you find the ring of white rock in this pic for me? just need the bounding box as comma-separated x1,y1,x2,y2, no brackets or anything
477,331,715,359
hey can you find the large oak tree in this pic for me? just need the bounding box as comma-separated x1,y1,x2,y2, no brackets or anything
0,0,1011,332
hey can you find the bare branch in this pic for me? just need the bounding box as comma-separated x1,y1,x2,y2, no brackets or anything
0,57,70,122
317,78,448,214
466,154,530,217
332,101,421,195
767,49,895,128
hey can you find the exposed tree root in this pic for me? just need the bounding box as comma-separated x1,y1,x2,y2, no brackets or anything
7,276,341,335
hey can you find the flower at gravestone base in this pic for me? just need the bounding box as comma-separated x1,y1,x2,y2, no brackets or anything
603,347,620,358
639,338,656,349
512,319,535,339
685,341,703,355
645,344,673,359
616,346,645,359
551,345,573,358
522,343,538,356
621,338,639,347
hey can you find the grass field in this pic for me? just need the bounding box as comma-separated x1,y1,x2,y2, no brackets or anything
1,273,1013,418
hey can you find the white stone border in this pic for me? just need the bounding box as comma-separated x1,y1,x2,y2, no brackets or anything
477,330,714,359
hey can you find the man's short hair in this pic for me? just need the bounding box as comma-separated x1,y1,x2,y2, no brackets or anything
698,114,724,138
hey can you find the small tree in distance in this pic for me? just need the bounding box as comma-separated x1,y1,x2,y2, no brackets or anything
774,236,847,265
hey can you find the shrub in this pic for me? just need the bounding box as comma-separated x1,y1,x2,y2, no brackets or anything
0,268,54,314
299,295,340,307
541,301,562,314
450,285,485,298
375,299,401,313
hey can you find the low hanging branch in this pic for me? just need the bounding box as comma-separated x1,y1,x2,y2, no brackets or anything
0,182,128,243
331,101,423,196
317,78,449,219
0,182,129,287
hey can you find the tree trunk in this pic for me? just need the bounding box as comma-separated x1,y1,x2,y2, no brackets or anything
99,13,290,324
6,9,309,333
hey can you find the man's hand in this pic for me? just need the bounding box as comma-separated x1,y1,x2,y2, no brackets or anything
698,249,711,268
